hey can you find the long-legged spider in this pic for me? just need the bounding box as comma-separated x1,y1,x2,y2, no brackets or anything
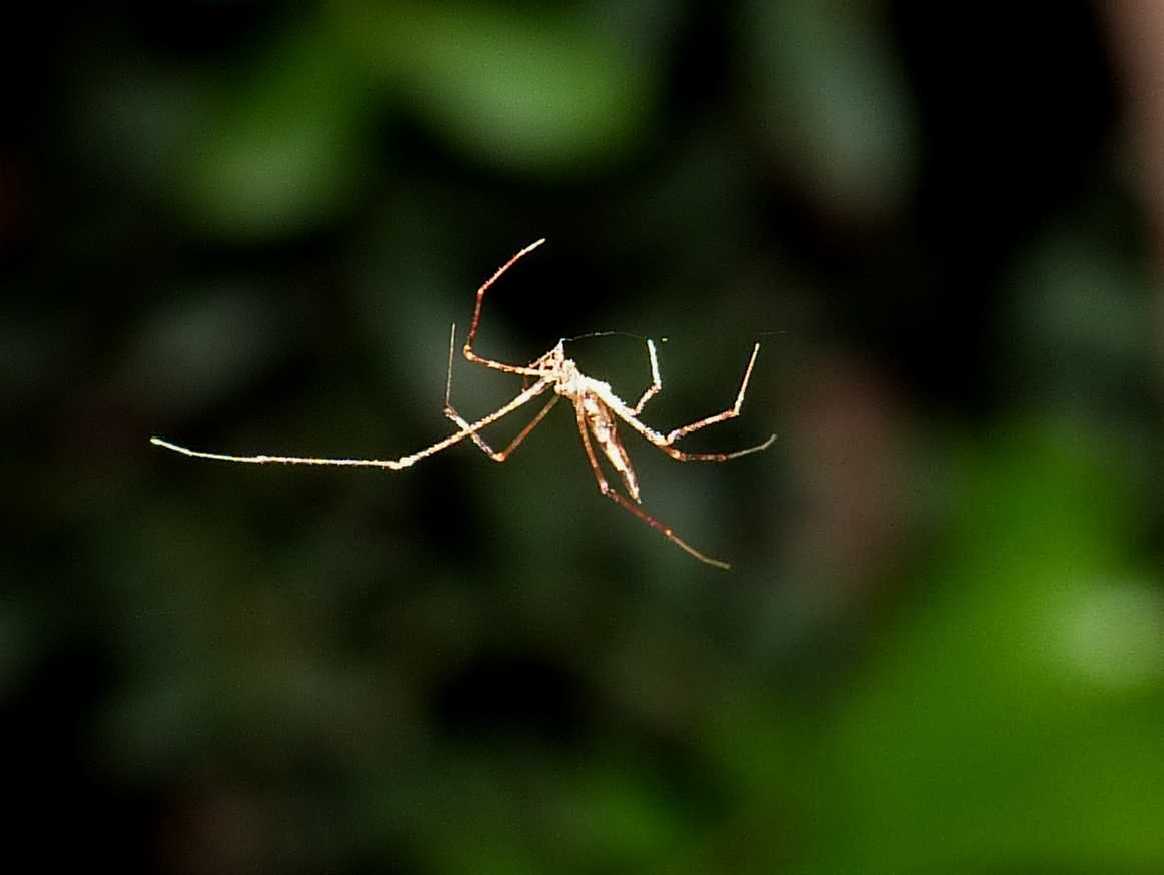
151,239,776,569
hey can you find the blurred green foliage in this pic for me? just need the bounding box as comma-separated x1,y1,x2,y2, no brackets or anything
180,21,369,237
5,1,1163,872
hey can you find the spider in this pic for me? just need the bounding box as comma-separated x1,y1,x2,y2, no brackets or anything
151,239,776,569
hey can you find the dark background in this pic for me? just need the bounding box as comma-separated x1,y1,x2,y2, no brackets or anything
6,2,1164,872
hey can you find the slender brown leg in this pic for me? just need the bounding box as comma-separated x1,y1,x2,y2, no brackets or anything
462,239,547,377
662,342,761,444
444,321,560,460
572,401,731,570
445,395,560,461
653,433,777,463
599,386,778,464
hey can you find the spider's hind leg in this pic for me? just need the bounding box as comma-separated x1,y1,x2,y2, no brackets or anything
571,400,731,570
663,342,762,444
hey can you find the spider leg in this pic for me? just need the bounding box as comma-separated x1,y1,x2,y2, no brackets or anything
462,239,548,378
661,342,761,444
150,378,551,470
445,392,561,461
595,385,777,464
445,321,498,458
572,400,731,570
444,321,560,460
629,338,663,414
651,431,777,463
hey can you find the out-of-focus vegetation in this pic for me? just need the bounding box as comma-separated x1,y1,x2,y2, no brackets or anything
6,2,1163,872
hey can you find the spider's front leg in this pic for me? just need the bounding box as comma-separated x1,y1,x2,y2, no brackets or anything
461,239,547,378
149,376,554,472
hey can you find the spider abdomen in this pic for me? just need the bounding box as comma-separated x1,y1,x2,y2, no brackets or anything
580,392,641,502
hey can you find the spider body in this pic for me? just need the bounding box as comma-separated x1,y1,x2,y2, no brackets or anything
525,341,644,500
151,239,775,569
